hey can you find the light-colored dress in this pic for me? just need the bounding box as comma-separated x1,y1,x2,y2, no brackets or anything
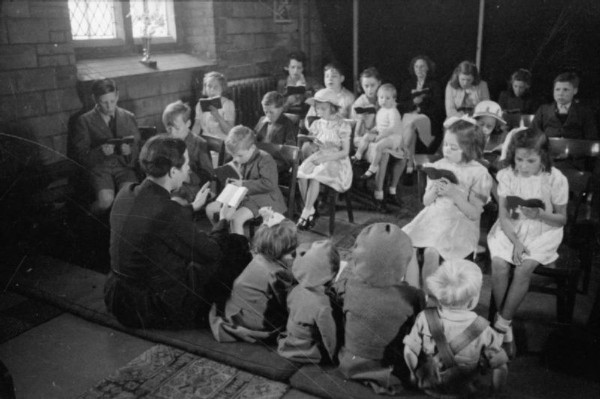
402,158,492,260
194,96,235,139
297,115,353,192
487,166,568,265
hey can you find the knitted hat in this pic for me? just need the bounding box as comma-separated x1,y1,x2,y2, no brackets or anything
351,223,412,288
473,100,506,124
305,88,341,108
292,240,338,289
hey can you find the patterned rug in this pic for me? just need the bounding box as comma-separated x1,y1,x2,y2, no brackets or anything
79,344,289,399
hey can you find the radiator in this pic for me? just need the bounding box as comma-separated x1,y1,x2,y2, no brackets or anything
228,76,277,128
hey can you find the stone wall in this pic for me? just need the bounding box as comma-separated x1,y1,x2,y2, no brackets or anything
0,0,329,168
0,0,78,165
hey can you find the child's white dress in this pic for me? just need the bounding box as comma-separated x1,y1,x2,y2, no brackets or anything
402,158,492,260
487,166,568,265
297,115,353,192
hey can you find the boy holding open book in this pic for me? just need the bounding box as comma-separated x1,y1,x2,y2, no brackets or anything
206,126,286,235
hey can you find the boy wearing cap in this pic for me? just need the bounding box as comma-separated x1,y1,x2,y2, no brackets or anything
533,72,598,140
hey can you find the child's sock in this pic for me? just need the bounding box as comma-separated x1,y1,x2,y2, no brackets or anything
388,187,397,196
494,313,512,334
374,190,384,200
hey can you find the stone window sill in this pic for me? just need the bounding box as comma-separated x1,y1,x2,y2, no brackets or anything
76,53,216,81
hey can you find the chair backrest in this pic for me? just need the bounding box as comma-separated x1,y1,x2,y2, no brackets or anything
138,126,158,144
256,142,300,219
556,168,592,234
520,114,535,128
549,138,600,161
203,134,226,167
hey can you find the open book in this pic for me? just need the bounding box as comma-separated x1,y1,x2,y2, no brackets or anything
422,166,458,184
216,183,248,208
505,196,545,211
285,85,306,96
199,96,222,113
106,135,135,146
411,87,431,98
354,106,377,115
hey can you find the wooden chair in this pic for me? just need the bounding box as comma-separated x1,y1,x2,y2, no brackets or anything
256,142,300,219
296,133,354,236
489,168,592,324
138,126,158,144
549,137,600,293
203,134,226,168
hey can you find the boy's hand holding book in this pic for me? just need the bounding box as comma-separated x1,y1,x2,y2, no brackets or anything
121,143,131,156
101,143,115,156
216,183,248,209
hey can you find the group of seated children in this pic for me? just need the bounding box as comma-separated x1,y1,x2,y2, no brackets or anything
93,52,597,397
210,208,509,397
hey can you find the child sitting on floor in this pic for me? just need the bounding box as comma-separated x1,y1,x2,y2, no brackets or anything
404,259,508,398
206,126,287,235
277,240,340,364
210,208,297,343
163,100,215,205
403,118,492,288
191,71,235,139
337,223,426,394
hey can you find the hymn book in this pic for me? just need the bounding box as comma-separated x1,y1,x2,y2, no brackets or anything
199,97,222,113
354,106,377,115
216,183,248,209
422,166,459,184
505,196,545,211
285,85,306,96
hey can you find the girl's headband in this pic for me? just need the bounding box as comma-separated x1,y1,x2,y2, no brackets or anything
258,207,286,228
443,115,477,129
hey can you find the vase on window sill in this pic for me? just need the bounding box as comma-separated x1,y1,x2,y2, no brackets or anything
140,36,157,68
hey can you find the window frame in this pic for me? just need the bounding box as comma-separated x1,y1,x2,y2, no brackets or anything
71,0,181,58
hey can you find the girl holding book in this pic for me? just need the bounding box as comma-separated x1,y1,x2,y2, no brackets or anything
403,118,492,288
487,129,568,357
498,69,538,116
191,71,235,139
296,88,353,230
445,61,490,118
398,55,443,167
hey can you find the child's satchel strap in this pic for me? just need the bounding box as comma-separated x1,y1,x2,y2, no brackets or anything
423,308,456,369
449,316,489,355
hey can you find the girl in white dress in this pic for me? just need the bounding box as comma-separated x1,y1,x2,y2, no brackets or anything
191,71,235,139
403,118,492,288
487,129,568,356
296,88,353,230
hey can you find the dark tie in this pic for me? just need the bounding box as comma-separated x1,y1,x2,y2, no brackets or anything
109,116,116,136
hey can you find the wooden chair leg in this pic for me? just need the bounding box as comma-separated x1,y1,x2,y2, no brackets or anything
328,190,338,236
345,191,354,223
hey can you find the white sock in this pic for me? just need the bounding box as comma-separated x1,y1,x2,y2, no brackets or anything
374,190,384,200
388,187,397,195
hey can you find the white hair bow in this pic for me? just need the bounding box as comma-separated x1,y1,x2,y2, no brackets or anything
443,115,477,129
258,207,286,227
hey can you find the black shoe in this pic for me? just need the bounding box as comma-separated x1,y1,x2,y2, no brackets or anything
386,193,402,207
296,217,309,231
373,199,388,213
360,171,375,180
306,212,319,229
